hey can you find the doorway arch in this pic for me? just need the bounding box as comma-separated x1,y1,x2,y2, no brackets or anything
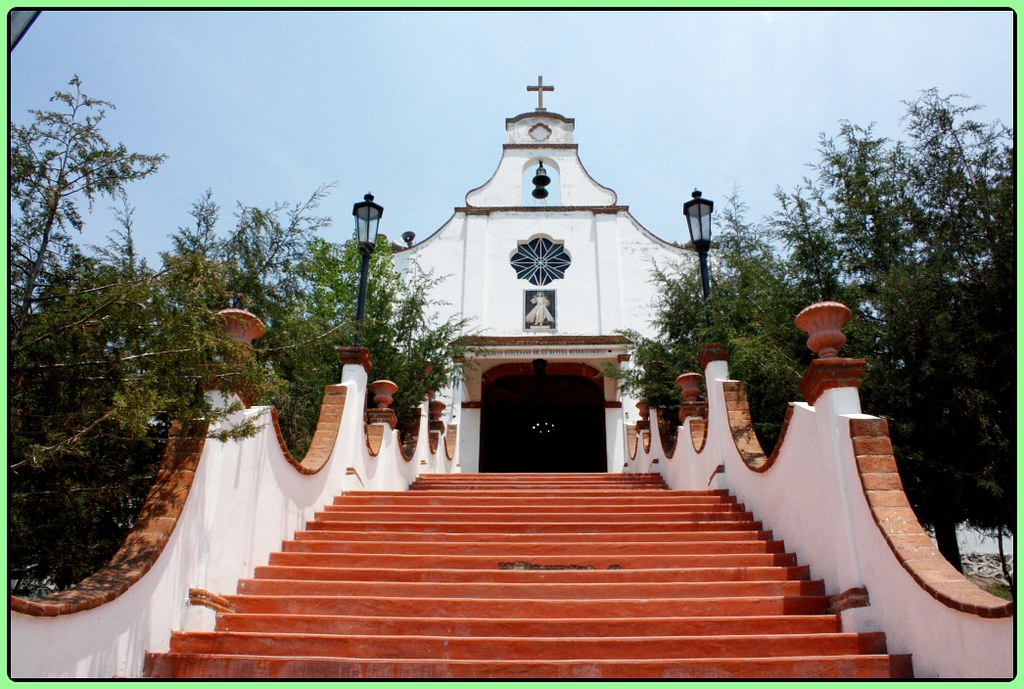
479,363,607,473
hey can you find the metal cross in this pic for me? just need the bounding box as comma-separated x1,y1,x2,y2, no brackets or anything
527,76,554,111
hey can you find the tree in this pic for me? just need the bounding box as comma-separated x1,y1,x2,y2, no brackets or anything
617,194,809,450
630,92,1014,572
9,222,274,593
9,81,276,595
261,234,474,453
167,191,474,458
9,76,164,351
772,91,1014,569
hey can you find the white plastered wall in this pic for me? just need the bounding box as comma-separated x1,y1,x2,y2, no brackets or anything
626,358,1013,678
9,363,459,678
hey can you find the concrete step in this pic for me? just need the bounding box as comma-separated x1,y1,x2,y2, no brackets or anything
316,511,753,523
395,489,688,498
146,653,914,679
213,612,841,637
267,551,799,570
144,476,913,679
291,528,774,543
321,499,745,509
167,630,890,661
252,564,812,584
279,538,786,556
223,594,832,618
301,519,766,534
236,578,827,599
335,494,733,506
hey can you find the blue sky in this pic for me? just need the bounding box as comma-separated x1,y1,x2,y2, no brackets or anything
10,10,1014,263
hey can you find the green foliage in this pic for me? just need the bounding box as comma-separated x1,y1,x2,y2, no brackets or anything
10,220,274,594
628,92,1014,568
9,76,165,350
618,194,808,449
167,192,473,457
11,76,470,594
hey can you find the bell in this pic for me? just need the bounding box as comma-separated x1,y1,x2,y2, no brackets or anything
531,162,551,199
532,163,551,188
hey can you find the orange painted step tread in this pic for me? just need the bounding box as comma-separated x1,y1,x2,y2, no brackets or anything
252,564,811,584
334,497,737,508
146,653,913,679
312,512,757,524
223,594,831,617
302,520,766,534
214,613,841,637
323,504,748,514
168,630,890,660
292,529,773,543
236,578,827,598
280,539,785,556
268,552,798,569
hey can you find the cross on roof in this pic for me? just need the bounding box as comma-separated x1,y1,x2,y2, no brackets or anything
527,76,554,111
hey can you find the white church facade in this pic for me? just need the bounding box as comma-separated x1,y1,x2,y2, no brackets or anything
391,79,697,474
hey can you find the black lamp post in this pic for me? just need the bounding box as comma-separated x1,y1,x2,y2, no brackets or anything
352,192,384,346
683,189,715,328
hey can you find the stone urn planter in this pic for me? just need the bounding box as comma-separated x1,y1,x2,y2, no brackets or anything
635,401,650,431
675,373,703,401
428,400,447,422
428,400,447,434
795,301,851,358
218,308,266,345
369,380,399,409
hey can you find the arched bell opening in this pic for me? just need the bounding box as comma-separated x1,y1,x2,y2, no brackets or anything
479,362,606,473
521,158,561,206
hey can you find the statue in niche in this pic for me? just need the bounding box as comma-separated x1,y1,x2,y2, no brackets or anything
525,290,555,330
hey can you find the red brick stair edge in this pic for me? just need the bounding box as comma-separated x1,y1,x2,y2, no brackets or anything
849,417,1013,619
11,421,209,618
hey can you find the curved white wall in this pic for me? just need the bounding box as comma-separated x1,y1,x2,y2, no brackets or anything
10,363,459,678
627,358,1013,678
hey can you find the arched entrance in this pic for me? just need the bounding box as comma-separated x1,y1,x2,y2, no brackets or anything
480,362,607,473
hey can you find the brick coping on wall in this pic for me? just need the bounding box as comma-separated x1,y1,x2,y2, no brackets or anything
654,409,677,459
12,384,355,618
444,425,459,462
722,381,795,473
849,417,1013,619
626,424,639,461
655,406,710,461
271,385,348,474
10,421,209,617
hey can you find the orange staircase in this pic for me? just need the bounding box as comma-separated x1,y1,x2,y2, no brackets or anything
145,473,912,679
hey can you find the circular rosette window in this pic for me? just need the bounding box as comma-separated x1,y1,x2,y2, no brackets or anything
510,237,571,286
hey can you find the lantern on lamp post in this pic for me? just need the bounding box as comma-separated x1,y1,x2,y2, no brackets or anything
352,192,384,346
683,189,715,328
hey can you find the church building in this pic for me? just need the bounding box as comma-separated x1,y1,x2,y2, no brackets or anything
391,78,696,474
